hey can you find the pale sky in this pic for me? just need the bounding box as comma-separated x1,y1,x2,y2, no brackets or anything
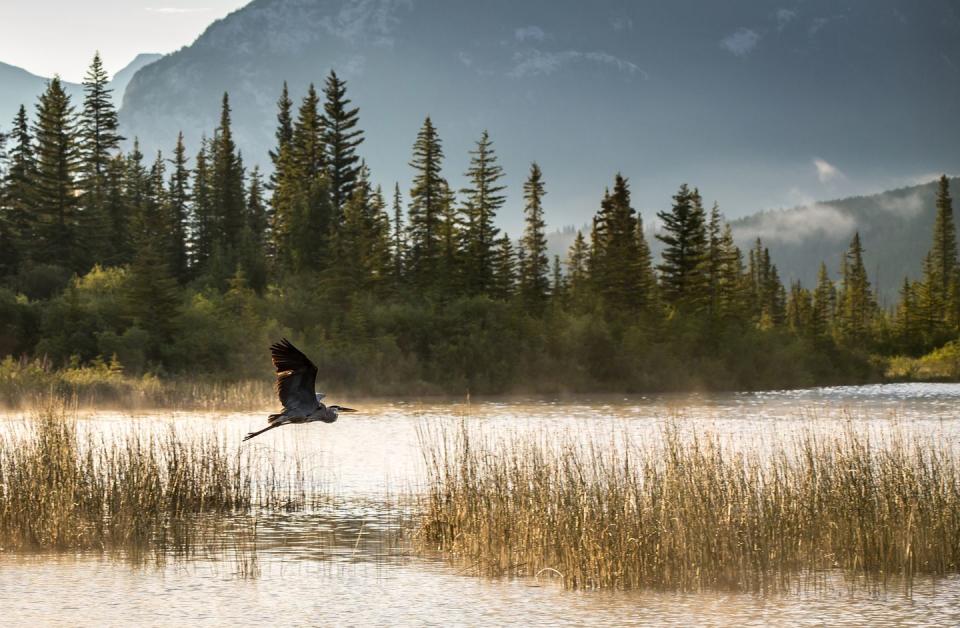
0,0,249,81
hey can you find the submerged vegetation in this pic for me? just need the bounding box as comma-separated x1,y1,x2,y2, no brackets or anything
0,55,957,395
417,422,960,592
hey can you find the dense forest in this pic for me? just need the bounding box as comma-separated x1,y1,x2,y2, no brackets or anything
0,55,957,395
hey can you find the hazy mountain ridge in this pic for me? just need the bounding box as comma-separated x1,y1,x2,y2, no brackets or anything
729,178,960,302
1,54,162,124
117,0,960,233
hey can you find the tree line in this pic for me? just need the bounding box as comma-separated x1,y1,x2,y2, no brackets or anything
0,54,956,392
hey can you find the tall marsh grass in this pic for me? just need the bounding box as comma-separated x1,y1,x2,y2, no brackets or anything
417,421,960,592
0,402,320,556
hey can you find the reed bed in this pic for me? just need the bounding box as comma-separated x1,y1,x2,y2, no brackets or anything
416,421,960,592
0,402,323,558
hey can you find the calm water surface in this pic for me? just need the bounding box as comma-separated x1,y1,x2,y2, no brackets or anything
2,383,960,626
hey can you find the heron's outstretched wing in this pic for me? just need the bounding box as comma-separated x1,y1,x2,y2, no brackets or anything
270,338,320,414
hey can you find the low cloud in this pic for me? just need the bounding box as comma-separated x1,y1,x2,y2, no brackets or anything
735,203,857,245
515,25,546,43
721,28,760,57
611,16,634,32
509,49,644,78
877,191,925,217
814,158,844,184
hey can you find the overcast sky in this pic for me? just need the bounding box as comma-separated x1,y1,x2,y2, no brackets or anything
0,0,249,81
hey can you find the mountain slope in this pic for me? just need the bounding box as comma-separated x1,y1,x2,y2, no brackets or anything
118,0,960,233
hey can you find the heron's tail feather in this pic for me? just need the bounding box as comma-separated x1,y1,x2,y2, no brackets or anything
268,413,283,424
243,422,281,442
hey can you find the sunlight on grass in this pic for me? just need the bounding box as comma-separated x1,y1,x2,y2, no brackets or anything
417,420,960,592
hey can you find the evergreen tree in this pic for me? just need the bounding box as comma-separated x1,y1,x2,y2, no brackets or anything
322,70,364,217
269,82,294,179
0,129,13,274
491,234,517,300
77,53,123,269
166,133,190,282
32,77,81,269
704,203,723,319
811,262,836,339
786,281,813,334
519,162,549,307
292,84,325,179
209,93,246,251
267,83,295,265
102,153,131,266
190,138,214,270
656,183,707,309
460,130,505,295
894,276,923,353
330,169,391,298
590,174,652,314
236,166,269,293
922,175,958,330
566,230,590,303
78,53,122,180
391,183,406,287
551,255,566,305
837,231,875,344
406,117,447,291
715,224,747,320
3,106,35,268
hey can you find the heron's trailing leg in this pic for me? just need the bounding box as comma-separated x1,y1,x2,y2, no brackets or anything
243,422,282,442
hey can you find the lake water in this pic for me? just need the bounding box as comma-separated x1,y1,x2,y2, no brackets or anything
3,383,960,626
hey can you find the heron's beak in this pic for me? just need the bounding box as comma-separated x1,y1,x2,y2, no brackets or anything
340,407,357,413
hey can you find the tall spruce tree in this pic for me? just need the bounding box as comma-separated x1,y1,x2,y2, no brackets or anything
406,117,447,291
566,230,590,304
166,133,190,282
837,231,875,344
292,84,325,179
33,77,81,269
460,130,505,295
322,70,364,217
591,174,649,313
656,183,707,309
491,233,517,300
391,183,406,287
190,138,214,271
519,162,549,307
3,106,35,268
923,175,958,328
210,93,246,252
77,53,123,269
811,261,836,339
715,223,746,320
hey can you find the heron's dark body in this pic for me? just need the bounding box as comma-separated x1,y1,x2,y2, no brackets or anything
243,339,354,441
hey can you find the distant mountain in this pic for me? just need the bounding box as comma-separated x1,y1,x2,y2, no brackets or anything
544,178,959,302
729,177,960,303
1,54,162,124
118,0,960,233
111,54,163,108
0,62,83,121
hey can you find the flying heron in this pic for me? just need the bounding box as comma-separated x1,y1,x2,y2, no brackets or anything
243,338,356,442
